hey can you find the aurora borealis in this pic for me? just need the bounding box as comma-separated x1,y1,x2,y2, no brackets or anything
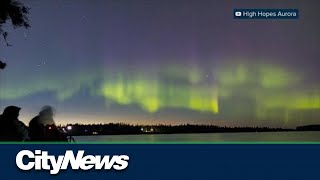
1,0,320,128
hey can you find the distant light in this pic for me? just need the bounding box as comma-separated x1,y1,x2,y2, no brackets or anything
67,125,72,130
48,126,52,130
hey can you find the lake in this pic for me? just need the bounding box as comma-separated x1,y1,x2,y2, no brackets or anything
74,131,320,143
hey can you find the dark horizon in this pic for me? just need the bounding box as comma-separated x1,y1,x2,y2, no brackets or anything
56,123,320,137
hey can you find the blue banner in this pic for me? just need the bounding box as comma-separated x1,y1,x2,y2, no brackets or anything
0,144,319,179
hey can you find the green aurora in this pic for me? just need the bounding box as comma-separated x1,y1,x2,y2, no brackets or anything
1,61,320,127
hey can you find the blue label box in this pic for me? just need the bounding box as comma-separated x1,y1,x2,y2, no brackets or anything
234,9,299,19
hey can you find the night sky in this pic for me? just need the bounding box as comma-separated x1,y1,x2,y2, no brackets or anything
0,0,320,128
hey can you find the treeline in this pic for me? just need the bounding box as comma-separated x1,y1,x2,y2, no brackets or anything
59,123,294,136
296,125,320,131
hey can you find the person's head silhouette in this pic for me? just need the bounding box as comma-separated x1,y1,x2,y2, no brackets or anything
2,106,21,119
39,105,55,117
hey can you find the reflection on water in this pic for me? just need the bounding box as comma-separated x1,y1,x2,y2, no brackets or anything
75,132,320,142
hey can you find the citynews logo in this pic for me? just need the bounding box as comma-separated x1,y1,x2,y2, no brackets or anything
16,150,129,175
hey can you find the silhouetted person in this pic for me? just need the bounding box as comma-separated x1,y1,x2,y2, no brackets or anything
29,106,67,141
0,106,29,141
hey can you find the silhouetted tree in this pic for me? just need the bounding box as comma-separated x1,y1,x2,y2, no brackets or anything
0,61,6,69
0,0,30,69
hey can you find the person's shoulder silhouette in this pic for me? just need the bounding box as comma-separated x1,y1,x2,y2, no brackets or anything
29,114,45,141
0,106,29,141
